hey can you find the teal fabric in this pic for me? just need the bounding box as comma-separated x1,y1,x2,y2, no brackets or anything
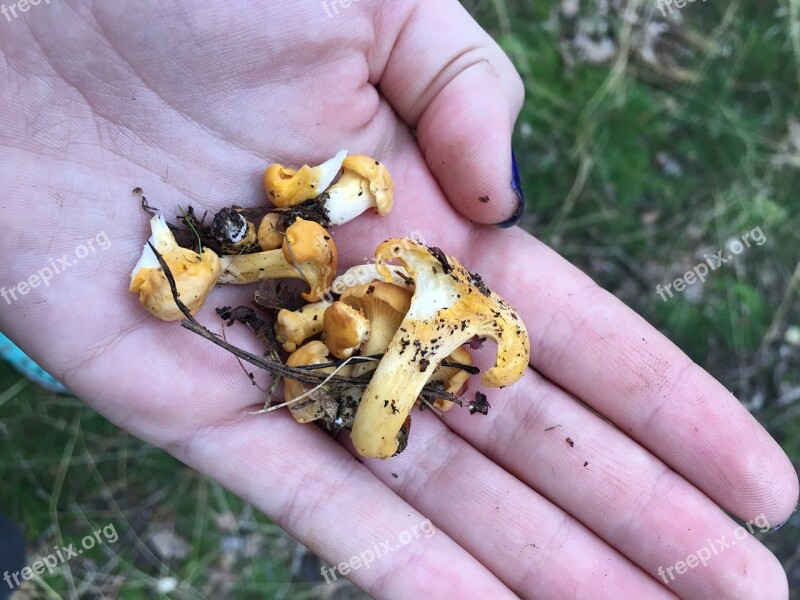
0,332,69,393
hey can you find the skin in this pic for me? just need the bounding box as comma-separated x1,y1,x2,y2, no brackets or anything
0,1,797,598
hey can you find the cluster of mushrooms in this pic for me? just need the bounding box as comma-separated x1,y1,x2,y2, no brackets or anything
129,151,530,459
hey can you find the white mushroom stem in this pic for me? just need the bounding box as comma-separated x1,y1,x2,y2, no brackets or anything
324,171,378,226
130,214,173,278
314,150,349,192
311,153,393,226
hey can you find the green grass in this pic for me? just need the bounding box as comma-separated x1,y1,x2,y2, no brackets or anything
493,0,800,371
470,0,800,592
2,0,800,597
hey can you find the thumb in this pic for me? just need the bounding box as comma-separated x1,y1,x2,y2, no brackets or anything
377,0,526,226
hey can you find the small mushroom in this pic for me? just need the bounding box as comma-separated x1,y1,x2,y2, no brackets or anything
129,214,221,321
350,239,530,458
428,346,474,411
261,153,395,236
218,218,338,301
257,213,284,251
323,301,371,359
332,263,414,295
319,154,394,226
284,341,338,423
338,282,412,376
264,150,347,208
275,300,332,352
339,281,472,404
210,208,258,254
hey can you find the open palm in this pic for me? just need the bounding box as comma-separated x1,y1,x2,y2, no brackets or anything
1,1,797,598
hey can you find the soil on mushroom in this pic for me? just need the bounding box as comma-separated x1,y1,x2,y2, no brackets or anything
280,197,331,228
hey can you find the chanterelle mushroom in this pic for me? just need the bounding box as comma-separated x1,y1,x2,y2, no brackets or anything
339,280,474,395
257,213,284,251
350,240,530,458
284,341,338,423
339,281,412,376
275,300,332,352
129,214,221,321
317,154,394,226
332,263,414,295
264,150,347,208
217,218,338,301
323,301,371,359
210,208,258,254
260,153,395,240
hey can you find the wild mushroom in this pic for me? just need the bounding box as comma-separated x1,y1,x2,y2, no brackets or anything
428,346,474,411
337,280,471,394
129,214,221,321
264,150,347,208
350,239,530,458
275,300,332,352
260,153,394,240
336,280,473,413
323,301,371,359
338,281,412,376
218,218,338,301
317,154,394,226
284,341,338,423
210,208,258,254
332,263,414,295
258,213,284,251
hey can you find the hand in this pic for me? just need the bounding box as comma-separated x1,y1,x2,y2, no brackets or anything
1,1,796,598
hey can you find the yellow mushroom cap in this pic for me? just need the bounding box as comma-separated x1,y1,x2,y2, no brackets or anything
323,301,371,359
337,281,412,378
341,155,394,215
258,213,285,251
281,218,338,302
284,340,335,423
264,150,347,208
129,215,221,321
341,280,412,314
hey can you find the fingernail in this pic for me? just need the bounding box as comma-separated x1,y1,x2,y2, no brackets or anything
497,148,525,228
